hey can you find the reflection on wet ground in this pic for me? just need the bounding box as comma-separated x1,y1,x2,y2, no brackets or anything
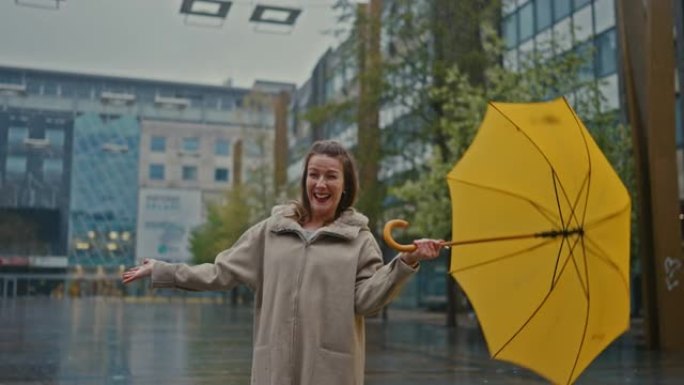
0,297,682,384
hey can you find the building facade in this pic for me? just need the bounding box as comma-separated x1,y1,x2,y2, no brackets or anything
0,65,279,287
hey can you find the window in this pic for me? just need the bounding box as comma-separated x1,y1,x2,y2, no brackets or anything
8,126,28,145
215,168,229,182
575,41,595,81
553,0,571,21
596,29,617,77
503,13,518,49
182,165,198,181
6,156,27,179
554,16,573,53
45,129,65,148
43,158,63,180
574,0,591,10
594,0,616,34
574,4,594,42
519,2,534,42
215,139,231,156
149,164,165,180
182,137,199,153
535,0,552,32
150,136,166,152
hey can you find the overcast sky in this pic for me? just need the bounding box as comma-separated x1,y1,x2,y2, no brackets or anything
0,0,352,88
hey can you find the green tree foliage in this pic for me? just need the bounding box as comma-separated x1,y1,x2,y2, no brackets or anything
189,185,251,264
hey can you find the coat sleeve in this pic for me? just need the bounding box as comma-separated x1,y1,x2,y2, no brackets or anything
150,219,267,292
354,232,419,316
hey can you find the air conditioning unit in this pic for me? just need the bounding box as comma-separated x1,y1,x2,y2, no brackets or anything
101,142,129,153
0,83,27,96
24,137,50,149
101,91,136,105
155,95,191,109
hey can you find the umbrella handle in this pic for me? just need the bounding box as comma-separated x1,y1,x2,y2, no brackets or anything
383,219,418,252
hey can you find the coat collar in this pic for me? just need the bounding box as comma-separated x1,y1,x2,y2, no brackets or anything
269,204,369,241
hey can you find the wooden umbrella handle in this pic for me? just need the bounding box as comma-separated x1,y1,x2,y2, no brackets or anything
383,219,417,252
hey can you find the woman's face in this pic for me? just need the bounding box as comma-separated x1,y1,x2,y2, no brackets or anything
306,154,345,223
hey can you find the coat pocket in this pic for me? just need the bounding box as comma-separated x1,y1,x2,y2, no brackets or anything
310,348,355,385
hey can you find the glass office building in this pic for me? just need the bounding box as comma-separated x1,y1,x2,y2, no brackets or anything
69,113,140,268
501,0,620,111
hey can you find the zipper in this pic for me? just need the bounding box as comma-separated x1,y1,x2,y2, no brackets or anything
291,231,308,384
279,228,345,384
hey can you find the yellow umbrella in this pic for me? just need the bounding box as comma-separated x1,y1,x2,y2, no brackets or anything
384,97,631,384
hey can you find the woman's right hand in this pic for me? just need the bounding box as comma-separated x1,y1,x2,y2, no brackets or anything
122,258,155,284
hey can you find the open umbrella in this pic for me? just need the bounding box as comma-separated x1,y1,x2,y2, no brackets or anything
384,97,631,384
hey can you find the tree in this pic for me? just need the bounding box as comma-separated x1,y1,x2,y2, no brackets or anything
189,185,251,264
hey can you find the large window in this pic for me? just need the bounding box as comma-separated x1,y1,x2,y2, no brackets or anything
150,135,166,152
574,4,594,42
503,13,518,49
43,158,63,180
519,2,535,42
182,137,199,153
149,164,165,180
46,129,65,148
574,0,592,10
8,126,28,145
535,0,552,32
596,29,617,77
5,156,27,179
575,41,595,81
594,0,616,34
215,139,230,156
182,165,198,181
215,168,229,182
553,0,571,21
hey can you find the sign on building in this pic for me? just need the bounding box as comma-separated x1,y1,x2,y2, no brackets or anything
135,188,202,263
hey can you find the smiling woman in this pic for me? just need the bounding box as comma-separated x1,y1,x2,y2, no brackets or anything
122,140,444,385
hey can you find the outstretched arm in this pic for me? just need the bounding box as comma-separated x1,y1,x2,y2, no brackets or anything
354,235,442,316
122,219,267,291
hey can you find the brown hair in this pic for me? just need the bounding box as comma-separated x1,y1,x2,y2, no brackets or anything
292,140,359,224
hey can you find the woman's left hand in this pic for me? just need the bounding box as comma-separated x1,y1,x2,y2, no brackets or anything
400,239,444,267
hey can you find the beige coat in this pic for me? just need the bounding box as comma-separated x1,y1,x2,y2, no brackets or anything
151,204,418,385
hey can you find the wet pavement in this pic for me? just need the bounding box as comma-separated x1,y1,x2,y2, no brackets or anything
0,297,682,384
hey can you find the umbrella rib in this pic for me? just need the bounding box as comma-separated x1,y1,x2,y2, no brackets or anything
563,97,593,234
567,236,593,385
581,202,631,290
450,238,556,274
582,202,630,229
492,236,581,360
566,234,589,298
550,170,568,288
581,235,630,291
559,171,590,236
450,178,560,226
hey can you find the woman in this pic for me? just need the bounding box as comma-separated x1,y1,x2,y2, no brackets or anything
122,140,443,385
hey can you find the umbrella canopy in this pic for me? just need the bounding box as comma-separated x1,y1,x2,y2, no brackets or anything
447,97,631,384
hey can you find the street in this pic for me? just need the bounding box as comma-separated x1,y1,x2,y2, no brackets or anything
0,297,681,384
